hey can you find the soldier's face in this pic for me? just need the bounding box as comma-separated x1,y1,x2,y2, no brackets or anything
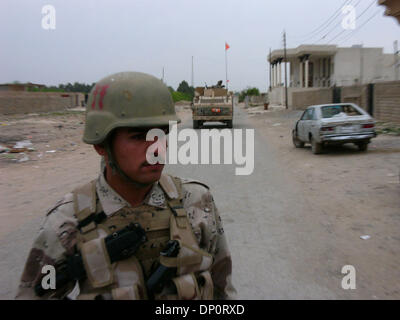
102,127,167,185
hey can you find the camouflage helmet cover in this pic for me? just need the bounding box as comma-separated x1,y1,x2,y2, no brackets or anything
83,71,180,144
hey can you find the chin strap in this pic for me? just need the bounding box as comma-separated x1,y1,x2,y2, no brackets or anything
103,139,151,189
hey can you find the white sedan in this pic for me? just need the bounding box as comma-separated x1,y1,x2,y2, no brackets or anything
292,103,377,154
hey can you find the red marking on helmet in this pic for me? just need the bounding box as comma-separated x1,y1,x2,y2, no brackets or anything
98,85,110,110
91,85,100,109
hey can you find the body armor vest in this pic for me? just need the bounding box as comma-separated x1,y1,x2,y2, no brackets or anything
70,174,214,300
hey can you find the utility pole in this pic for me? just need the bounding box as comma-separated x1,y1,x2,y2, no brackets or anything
269,48,272,92
395,40,399,81
162,67,165,83
360,44,364,85
283,30,288,109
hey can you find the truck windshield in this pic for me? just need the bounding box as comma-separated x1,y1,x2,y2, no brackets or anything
321,105,362,118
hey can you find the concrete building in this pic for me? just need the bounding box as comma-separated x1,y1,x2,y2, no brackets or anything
268,44,397,105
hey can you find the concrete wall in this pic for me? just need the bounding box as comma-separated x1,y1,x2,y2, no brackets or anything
291,88,333,110
269,87,285,105
333,47,393,86
341,85,369,112
373,81,400,123
290,81,400,122
382,54,397,81
249,94,268,106
0,92,85,115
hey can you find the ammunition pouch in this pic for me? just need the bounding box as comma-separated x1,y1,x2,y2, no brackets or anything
66,174,214,300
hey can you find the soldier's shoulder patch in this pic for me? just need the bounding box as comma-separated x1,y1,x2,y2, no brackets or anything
46,193,74,216
179,177,210,190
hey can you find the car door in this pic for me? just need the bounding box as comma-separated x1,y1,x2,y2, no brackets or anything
302,108,313,142
299,108,312,141
297,110,309,141
309,108,319,140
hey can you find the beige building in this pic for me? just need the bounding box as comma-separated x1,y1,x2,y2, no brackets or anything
268,44,397,105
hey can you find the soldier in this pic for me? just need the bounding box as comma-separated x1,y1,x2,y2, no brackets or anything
15,71,236,300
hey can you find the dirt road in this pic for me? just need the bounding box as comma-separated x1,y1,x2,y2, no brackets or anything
0,104,399,299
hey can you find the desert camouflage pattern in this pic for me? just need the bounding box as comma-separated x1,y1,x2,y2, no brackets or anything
15,172,236,300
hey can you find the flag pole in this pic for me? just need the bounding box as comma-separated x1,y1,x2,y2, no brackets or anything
225,42,228,90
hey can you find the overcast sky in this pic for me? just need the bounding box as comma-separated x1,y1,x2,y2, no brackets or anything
0,0,398,92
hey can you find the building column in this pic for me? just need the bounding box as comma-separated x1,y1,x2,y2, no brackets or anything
278,60,282,86
270,63,273,88
319,58,323,87
276,62,280,86
305,58,309,88
271,63,275,88
275,62,278,87
299,57,303,88
327,57,331,86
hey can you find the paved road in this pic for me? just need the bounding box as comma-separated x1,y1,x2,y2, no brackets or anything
166,106,346,299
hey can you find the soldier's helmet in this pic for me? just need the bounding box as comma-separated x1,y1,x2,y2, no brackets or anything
83,71,180,145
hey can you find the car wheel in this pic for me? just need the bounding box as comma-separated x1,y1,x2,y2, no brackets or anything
193,120,199,129
292,130,304,148
356,142,368,151
311,136,323,154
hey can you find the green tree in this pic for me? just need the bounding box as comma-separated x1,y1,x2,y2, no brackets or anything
239,87,260,102
177,80,194,98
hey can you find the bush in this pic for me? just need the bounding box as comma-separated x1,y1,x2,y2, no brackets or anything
171,91,192,102
239,87,260,102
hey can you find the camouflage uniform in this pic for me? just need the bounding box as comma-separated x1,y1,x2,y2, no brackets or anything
16,171,236,300
16,71,236,300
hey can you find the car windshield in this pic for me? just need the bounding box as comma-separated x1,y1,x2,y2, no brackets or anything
321,105,362,118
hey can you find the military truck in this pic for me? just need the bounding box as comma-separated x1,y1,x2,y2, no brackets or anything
191,81,233,129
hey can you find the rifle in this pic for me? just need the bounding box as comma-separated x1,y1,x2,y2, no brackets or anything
34,222,147,297
146,240,180,297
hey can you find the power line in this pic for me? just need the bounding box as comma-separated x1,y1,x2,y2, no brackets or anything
325,0,377,44
314,0,362,44
335,10,382,45
289,0,351,40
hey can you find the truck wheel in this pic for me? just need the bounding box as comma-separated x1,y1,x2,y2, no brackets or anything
356,142,368,151
311,136,323,154
193,120,199,129
226,120,233,128
292,130,304,148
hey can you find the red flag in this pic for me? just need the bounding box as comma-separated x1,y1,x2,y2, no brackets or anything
225,42,230,50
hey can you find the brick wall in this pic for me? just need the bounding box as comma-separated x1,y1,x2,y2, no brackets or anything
373,81,400,123
0,92,85,115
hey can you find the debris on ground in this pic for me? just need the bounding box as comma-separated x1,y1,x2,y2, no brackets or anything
18,155,30,163
375,122,400,136
13,140,33,149
360,235,371,240
0,145,10,153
